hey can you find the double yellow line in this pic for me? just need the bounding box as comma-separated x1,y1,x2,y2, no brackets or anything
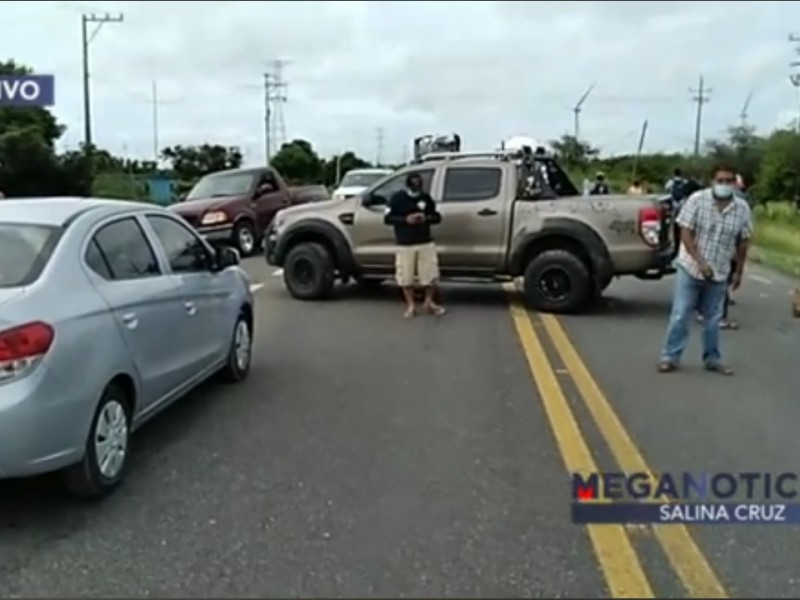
504,284,727,598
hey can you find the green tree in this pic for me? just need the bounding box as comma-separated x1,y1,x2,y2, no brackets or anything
270,139,324,184
550,134,599,171
0,59,92,196
160,143,243,181
756,128,800,204
322,151,372,187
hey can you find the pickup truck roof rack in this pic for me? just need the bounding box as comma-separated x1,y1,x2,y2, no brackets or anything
415,150,517,163
414,147,554,164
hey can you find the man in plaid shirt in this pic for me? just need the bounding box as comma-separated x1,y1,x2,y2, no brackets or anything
658,165,752,375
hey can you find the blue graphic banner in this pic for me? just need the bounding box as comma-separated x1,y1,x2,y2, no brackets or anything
0,75,55,107
572,502,800,525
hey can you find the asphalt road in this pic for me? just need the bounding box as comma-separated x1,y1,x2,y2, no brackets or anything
0,257,798,598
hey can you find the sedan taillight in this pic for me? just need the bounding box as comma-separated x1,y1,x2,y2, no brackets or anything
0,321,54,384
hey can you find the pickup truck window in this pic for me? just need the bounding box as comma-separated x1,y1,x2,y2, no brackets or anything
187,172,255,201
442,167,502,203
369,169,434,205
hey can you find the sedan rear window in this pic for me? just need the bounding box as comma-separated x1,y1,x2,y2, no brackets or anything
0,223,61,288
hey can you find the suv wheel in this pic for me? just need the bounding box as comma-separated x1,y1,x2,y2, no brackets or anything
233,221,257,256
523,249,592,314
284,242,335,300
63,382,131,498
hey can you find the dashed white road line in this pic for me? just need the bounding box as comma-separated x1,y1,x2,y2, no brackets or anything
249,283,265,293
747,273,774,285
271,268,283,277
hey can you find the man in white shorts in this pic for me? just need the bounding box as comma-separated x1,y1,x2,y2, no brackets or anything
384,172,445,318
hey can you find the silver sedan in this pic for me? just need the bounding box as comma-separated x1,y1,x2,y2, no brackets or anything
0,197,255,497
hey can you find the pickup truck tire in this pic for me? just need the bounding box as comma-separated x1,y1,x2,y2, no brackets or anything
523,249,593,314
233,220,257,257
284,242,335,300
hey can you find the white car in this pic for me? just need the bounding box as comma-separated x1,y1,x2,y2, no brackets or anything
332,169,393,201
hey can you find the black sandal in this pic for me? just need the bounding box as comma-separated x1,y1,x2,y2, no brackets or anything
657,361,678,373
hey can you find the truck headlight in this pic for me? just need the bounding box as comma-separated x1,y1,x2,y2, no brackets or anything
201,211,228,225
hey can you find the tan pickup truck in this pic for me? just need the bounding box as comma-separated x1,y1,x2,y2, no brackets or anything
266,148,675,313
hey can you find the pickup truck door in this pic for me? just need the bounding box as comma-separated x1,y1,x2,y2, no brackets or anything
252,176,290,233
434,165,509,271
350,168,435,269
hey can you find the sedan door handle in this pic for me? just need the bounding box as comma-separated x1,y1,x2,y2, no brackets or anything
184,301,197,316
477,208,498,216
122,312,138,330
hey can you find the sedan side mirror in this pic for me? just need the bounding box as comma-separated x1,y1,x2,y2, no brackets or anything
215,246,240,271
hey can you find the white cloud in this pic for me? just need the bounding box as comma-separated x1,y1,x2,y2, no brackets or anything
2,0,799,165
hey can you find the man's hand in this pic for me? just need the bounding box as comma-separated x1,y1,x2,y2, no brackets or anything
699,262,714,280
730,270,743,291
406,212,425,225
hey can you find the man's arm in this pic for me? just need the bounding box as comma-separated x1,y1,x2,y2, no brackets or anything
735,205,754,275
676,195,708,268
383,192,407,226
423,195,441,225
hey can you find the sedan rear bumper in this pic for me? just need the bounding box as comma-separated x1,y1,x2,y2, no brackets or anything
0,368,86,478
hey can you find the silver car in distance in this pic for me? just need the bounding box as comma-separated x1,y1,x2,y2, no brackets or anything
0,197,255,497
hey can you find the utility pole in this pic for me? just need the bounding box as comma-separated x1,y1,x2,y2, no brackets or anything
789,34,800,132
690,75,711,156
151,80,159,164
375,127,384,166
81,12,124,153
263,60,288,164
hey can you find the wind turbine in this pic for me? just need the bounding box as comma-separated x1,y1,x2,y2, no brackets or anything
739,90,753,127
573,83,596,140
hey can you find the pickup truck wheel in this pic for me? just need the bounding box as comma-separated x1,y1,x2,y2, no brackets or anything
284,242,335,300
233,221,257,257
523,249,592,314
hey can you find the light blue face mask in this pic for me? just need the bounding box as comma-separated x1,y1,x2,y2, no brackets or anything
712,183,733,199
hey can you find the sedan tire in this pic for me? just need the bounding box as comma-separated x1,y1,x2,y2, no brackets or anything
221,312,253,383
63,382,131,498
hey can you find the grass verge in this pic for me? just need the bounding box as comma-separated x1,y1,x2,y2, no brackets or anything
752,203,800,279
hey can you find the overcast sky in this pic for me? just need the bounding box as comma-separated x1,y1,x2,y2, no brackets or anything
3,0,800,166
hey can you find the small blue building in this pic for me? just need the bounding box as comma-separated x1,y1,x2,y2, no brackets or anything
146,173,176,206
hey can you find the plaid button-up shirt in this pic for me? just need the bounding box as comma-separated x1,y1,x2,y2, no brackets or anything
675,189,753,282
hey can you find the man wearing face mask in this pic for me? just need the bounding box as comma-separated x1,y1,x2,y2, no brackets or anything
384,172,445,318
657,165,752,375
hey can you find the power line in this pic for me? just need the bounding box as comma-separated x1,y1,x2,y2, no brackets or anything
81,12,124,153
689,75,711,156
263,60,288,163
